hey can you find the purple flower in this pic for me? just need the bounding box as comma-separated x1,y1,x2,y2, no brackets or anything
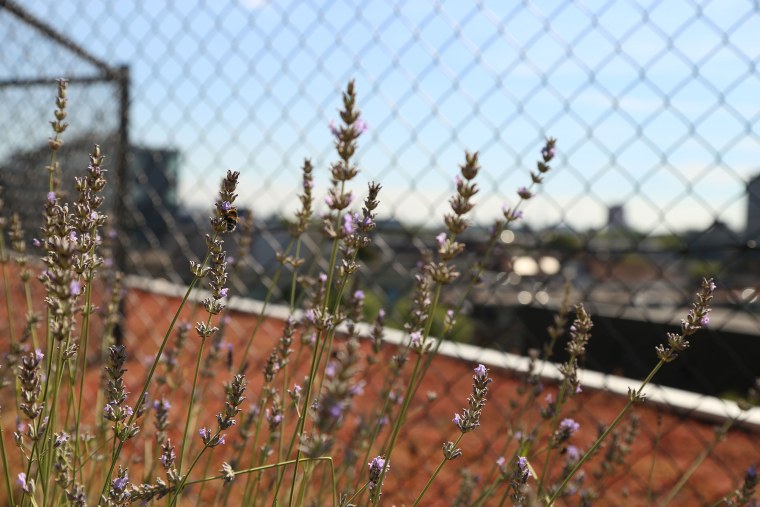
369,456,386,473
324,194,334,207
355,119,368,135
47,192,55,204
329,119,340,137
34,349,44,362
353,290,365,301
409,330,422,347
221,201,232,212
219,287,229,299
160,447,176,469
32,238,41,248
496,456,506,467
54,432,70,448
566,445,580,462
368,455,388,495
436,232,447,247
517,456,532,478
700,315,710,327
17,472,32,493
318,272,328,283
349,380,366,396
502,204,523,221
199,427,210,441
559,418,580,435
69,279,82,296
112,472,129,492
343,213,354,235
153,399,171,412
474,364,487,379
452,413,462,428
517,187,533,199
329,403,343,419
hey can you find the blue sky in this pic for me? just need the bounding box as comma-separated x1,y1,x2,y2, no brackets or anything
14,0,760,234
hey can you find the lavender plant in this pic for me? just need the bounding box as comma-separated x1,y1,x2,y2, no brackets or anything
0,78,755,507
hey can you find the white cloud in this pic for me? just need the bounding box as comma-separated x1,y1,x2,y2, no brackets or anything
238,0,268,10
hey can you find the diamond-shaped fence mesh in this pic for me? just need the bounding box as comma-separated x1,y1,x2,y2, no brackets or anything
2,0,760,500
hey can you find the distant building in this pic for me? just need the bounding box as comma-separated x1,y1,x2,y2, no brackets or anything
746,174,760,242
0,135,179,248
607,204,627,230
686,220,737,260
126,146,180,246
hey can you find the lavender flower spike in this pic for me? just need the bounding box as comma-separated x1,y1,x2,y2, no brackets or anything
368,456,388,498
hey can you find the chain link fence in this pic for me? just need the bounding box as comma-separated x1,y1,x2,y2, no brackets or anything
2,0,760,497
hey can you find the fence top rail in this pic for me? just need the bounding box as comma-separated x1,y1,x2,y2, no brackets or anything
1,0,117,78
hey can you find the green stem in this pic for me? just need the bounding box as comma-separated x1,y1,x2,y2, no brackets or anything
237,265,284,375
287,200,344,505
646,417,663,507
373,356,423,504
183,456,334,489
99,252,210,500
659,418,735,506
0,258,16,346
0,407,16,507
73,272,95,482
537,355,576,497
177,331,208,476
412,433,464,506
22,280,39,350
547,360,665,504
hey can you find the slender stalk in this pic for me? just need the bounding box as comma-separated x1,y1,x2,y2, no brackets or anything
646,416,663,507
73,272,95,480
287,198,345,505
412,433,464,506
547,361,665,504
99,256,210,500
177,331,208,478
183,456,334,491
237,264,285,374
0,407,15,507
658,418,736,506
21,280,39,350
372,355,423,503
0,254,16,346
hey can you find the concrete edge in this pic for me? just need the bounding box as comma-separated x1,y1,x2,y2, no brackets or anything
125,274,760,430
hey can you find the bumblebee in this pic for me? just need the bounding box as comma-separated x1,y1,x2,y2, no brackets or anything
222,204,238,232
